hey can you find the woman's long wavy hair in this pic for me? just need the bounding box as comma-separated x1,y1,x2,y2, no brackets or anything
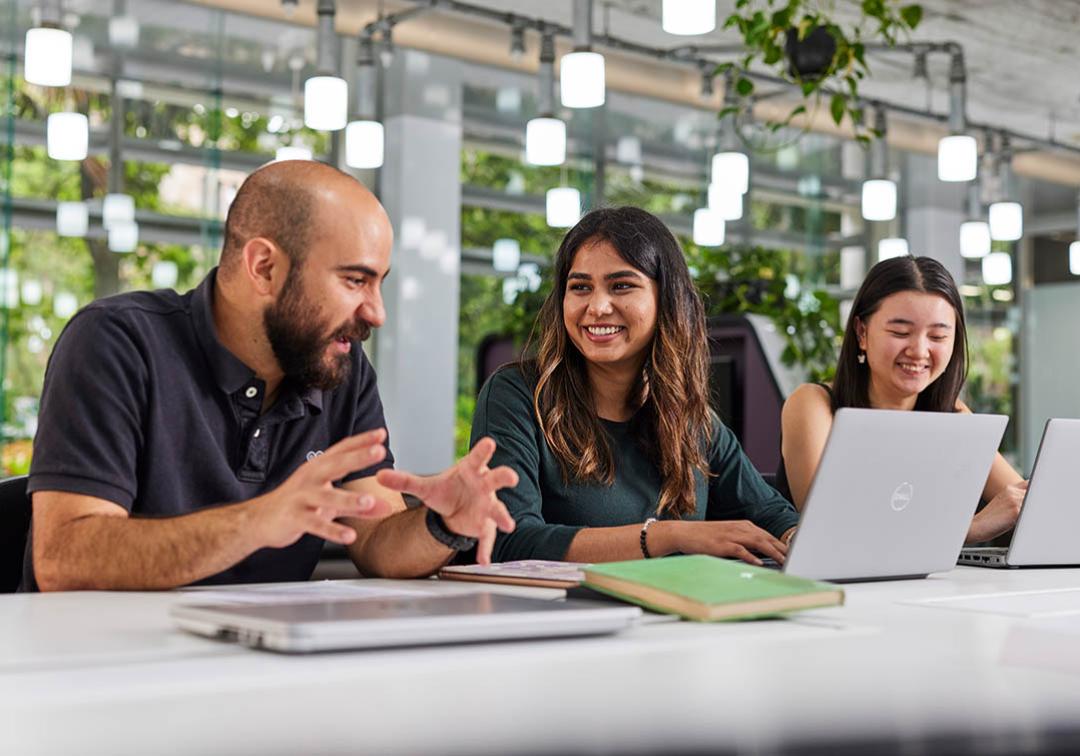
831,255,968,412
524,206,712,518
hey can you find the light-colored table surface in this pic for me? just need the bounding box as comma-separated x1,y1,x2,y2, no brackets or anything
4,567,1080,755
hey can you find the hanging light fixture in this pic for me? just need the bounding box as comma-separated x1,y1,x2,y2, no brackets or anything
108,221,139,253
711,152,749,196
151,261,179,289
560,0,605,108
862,180,897,222
938,50,978,182
616,136,642,165
878,237,909,261
21,279,43,306
345,36,384,168
988,134,1022,241
546,187,581,227
959,221,991,259
707,78,748,221
526,32,566,166
939,135,977,182
662,0,716,35
53,291,79,319
46,112,88,161
692,208,725,247
492,239,521,272
861,107,897,222
304,0,348,131
24,1,72,87
108,14,140,48
102,193,134,229
989,201,1022,242
275,145,313,162
959,182,990,259
508,20,526,61
707,183,742,221
56,201,88,237
982,252,1012,285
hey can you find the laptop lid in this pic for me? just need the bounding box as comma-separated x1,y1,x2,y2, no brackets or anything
1006,418,1080,566
171,592,641,653
785,408,1008,582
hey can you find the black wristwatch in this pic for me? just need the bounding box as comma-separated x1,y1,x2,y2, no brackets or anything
424,508,478,552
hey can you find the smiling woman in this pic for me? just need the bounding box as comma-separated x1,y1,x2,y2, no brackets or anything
778,255,1027,545
468,207,800,567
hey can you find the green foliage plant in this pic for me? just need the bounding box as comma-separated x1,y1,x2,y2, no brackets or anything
684,243,842,382
719,0,923,143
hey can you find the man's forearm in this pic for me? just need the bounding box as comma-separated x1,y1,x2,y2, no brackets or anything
346,507,454,579
34,502,263,591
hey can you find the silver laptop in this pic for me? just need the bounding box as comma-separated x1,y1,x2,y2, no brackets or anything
171,592,641,653
959,418,1080,568
783,408,1008,582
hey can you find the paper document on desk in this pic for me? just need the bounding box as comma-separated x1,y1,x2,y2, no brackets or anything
177,582,431,606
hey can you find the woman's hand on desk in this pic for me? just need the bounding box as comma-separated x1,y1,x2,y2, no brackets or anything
651,520,788,567
966,480,1027,544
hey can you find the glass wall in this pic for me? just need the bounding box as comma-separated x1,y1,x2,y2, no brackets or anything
1,0,1069,469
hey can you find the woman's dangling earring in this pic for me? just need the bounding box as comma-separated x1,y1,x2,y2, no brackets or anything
857,351,866,365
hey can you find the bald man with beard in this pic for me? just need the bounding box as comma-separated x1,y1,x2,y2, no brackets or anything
24,160,517,591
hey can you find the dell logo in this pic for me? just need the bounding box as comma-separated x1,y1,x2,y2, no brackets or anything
305,450,324,462
890,482,914,512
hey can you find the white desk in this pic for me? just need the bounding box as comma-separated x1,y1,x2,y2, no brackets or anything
4,567,1080,755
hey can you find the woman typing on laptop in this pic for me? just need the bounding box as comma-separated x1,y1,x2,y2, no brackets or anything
470,207,799,566
779,255,1024,544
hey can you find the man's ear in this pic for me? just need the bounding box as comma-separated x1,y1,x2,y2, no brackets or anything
241,237,289,297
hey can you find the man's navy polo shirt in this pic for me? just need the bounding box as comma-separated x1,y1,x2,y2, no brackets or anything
22,268,394,590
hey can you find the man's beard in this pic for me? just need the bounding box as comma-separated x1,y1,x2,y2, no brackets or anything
263,270,372,391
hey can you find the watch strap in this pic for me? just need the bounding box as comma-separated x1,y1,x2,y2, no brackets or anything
424,508,479,552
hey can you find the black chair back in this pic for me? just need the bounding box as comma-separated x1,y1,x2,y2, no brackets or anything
0,475,30,593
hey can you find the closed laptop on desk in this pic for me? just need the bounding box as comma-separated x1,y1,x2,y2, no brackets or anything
171,592,641,653
784,408,1007,582
960,418,1080,568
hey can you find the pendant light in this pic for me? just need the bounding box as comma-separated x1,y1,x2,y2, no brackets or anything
662,0,716,36
526,33,566,166
560,0,605,108
938,50,977,182
24,1,72,87
861,107,897,222
46,112,88,161
345,36,384,168
304,0,348,131
546,187,581,227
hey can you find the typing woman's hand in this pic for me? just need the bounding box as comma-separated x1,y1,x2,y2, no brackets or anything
375,437,518,564
966,480,1027,544
656,520,788,567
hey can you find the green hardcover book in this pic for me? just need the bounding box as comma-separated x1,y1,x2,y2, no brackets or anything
582,555,844,622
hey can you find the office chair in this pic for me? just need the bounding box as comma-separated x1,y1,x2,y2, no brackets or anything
0,475,30,593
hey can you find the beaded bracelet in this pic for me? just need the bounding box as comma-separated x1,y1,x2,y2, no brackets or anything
640,517,658,559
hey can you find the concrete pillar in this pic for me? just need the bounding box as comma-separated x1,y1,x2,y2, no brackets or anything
902,152,966,282
374,50,463,474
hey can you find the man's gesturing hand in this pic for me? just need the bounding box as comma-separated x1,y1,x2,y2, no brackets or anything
255,429,394,548
375,437,518,564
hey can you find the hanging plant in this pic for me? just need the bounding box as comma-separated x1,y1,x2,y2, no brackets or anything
718,0,923,144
